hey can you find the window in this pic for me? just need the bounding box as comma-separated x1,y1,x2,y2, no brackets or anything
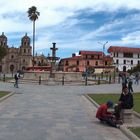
23,59,25,63
116,52,118,57
114,53,115,57
138,54,140,58
24,49,26,53
116,59,119,64
41,60,44,64
138,60,140,64
95,61,98,66
124,60,126,64
22,66,25,70
87,61,89,66
123,53,133,58
10,65,14,72
65,61,69,66
77,60,79,65
105,61,108,66
11,55,14,59
131,60,133,65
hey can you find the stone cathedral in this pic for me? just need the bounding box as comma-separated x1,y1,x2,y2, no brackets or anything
0,32,32,73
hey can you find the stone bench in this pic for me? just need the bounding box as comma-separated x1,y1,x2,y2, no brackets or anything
120,109,133,123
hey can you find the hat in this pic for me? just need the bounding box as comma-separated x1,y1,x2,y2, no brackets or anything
107,100,113,108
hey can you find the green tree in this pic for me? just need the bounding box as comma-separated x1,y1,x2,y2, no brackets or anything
27,6,40,70
0,47,7,61
128,64,140,74
87,66,95,75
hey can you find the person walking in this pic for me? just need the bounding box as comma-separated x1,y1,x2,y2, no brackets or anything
121,74,128,93
135,73,139,85
128,77,133,93
14,72,20,88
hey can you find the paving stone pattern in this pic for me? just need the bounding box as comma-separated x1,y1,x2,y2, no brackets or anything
0,82,138,140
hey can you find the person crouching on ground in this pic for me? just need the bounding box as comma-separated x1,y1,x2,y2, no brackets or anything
96,100,120,127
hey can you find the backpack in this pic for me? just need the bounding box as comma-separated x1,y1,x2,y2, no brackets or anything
14,74,19,80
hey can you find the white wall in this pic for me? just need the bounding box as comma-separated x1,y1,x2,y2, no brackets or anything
110,52,140,71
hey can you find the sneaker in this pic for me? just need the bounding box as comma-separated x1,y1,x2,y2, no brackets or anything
116,120,123,125
116,124,120,128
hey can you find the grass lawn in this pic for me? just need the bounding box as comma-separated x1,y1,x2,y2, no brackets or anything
0,77,13,81
88,93,140,113
0,91,10,98
129,128,140,138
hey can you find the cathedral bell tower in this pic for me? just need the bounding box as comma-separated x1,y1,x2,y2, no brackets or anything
0,32,8,48
19,33,32,70
20,33,32,55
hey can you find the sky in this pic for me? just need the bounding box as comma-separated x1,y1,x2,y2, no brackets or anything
1,0,140,59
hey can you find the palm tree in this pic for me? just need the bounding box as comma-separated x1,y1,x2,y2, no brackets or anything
27,6,40,70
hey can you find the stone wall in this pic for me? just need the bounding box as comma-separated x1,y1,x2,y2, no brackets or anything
23,71,83,81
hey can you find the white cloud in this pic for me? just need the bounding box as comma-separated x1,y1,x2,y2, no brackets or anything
0,0,140,57
121,31,140,45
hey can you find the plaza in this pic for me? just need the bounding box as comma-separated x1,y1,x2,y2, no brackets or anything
0,82,140,140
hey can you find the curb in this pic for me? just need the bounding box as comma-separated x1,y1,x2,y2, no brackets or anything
120,125,140,140
84,94,99,108
133,111,140,119
0,91,15,102
84,94,140,140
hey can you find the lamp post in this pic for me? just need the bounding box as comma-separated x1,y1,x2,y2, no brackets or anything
98,41,108,75
98,41,108,54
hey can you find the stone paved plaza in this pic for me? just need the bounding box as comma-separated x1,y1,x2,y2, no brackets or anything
0,82,140,140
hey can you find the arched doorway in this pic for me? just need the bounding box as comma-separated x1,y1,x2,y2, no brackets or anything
22,66,25,71
10,65,14,77
123,66,126,72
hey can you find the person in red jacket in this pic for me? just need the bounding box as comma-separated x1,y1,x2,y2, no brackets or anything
96,100,119,127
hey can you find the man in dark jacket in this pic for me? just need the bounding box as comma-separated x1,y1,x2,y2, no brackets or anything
14,72,20,88
119,86,133,109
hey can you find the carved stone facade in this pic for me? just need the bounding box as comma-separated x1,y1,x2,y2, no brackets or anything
0,33,32,73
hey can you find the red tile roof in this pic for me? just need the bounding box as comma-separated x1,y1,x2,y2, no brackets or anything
104,55,113,60
108,46,140,53
61,56,82,61
79,51,104,55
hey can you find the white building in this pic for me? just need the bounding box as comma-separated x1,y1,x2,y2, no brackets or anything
108,46,140,71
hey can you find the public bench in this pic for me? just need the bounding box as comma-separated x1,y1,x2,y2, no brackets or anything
120,109,133,123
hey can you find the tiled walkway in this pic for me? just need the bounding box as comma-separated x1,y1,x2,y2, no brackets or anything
0,82,139,140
